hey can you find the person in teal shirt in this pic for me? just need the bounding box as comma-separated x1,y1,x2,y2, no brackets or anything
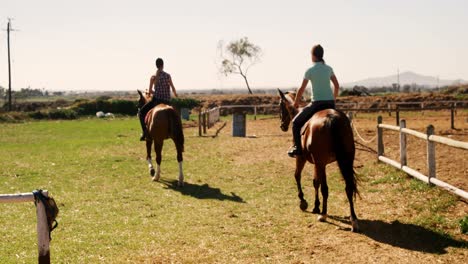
288,44,340,157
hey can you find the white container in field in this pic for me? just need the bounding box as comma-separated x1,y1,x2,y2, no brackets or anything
96,111,105,118
232,113,246,137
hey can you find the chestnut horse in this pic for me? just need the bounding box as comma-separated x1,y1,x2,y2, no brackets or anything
278,89,359,232
137,90,185,186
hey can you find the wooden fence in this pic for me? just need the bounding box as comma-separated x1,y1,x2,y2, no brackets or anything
338,101,466,129
198,107,221,136
376,116,468,199
0,191,51,263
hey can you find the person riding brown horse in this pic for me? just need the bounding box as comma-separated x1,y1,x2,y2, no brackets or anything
278,89,359,232
277,44,359,231
137,90,185,186
288,45,339,157
138,58,179,141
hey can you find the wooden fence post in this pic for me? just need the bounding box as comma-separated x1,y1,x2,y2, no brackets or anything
36,191,50,264
377,116,384,158
202,112,207,134
427,125,436,184
400,119,407,168
451,103,455,129
388,104,392,116
395,105,400,126
198,112,202,136
254,106,257,121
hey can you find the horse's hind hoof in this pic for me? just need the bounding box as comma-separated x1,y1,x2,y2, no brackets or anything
299,200,308,211
178,181,184,187
351,219,360,233
318,214,327,222
311,208,320,214
150,169,155,176
152,176,159,182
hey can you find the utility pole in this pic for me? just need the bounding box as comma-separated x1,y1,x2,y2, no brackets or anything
397,68,400,92
5,18,17,111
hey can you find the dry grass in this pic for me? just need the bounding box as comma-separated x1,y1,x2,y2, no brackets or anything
0,111,466,263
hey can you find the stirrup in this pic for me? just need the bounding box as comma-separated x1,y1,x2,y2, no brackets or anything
287,146,302,158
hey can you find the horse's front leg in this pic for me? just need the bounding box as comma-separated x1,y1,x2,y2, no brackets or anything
295,157,308,211
152,141,163,181
146,139,155,177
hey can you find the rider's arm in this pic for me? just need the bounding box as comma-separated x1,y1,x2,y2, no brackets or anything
169,77,178,98
330,74,340,101
148,76,155,95
294,79,309,108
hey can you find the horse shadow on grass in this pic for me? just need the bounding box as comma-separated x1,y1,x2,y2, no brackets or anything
160,179,245,203
327,215,467,254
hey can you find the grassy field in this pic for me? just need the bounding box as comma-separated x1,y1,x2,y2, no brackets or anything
0,114,467,263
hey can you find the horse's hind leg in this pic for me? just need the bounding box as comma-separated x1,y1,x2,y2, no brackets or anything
312,177,320,214
315,164,328,222
146,140,155,177
295,157,308,211
152,141,163,181
175,140,184,187
345,177,359,232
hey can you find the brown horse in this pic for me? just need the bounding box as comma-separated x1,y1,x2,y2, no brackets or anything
137,90,185,186
278,89,359,232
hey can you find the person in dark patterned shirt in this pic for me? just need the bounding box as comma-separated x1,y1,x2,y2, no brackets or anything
138,58,178,141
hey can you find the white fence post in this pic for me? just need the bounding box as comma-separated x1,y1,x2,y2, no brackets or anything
427,125,436,184
400,119,407,168
0,191,51,264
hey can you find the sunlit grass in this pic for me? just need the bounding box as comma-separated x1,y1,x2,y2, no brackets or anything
0,116,466,263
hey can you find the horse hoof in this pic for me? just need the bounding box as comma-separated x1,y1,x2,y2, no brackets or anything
152,176,159,182
311,208,320,214
178,181,184,187
150,169,155,176
318,214,327,222
299,200,308,211
351,219,360,233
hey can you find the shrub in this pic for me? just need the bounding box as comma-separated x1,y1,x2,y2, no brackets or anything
29,109,77,120
170,97,201,109
48,109,77,119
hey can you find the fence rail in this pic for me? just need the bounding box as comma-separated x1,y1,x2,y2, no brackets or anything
198,107,221,136
376,116,468,200
0,191,51,263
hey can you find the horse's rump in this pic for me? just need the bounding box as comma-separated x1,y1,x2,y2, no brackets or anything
145,105,184,151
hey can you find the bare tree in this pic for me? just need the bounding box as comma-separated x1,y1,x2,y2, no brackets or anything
218,37,262,94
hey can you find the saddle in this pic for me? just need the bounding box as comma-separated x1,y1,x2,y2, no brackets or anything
300,107,335,136
144,104,171,124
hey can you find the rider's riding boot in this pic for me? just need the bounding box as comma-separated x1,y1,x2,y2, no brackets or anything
288,122,303,157
139,113,148,141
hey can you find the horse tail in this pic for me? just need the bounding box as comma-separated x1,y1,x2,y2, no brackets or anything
168,108,185,152
326,111,359,199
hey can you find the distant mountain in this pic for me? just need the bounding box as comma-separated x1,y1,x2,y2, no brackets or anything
344,71,467,88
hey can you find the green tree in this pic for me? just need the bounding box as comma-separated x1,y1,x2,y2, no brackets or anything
218,37,262,94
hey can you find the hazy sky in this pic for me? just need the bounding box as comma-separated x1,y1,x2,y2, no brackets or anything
1,0,467,91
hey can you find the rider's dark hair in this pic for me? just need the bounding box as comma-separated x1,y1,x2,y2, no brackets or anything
156,58,164,69
312,45,325,63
